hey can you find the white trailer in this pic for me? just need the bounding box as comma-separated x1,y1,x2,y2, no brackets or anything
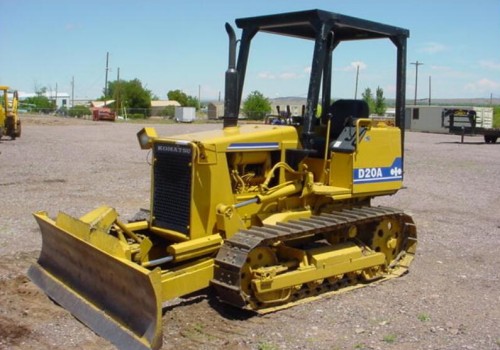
175,107,196,123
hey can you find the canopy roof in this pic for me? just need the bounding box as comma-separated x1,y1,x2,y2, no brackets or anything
235,9,409,42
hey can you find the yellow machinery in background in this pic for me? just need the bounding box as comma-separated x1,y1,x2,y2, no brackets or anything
0,86,21,140
29,10,417,350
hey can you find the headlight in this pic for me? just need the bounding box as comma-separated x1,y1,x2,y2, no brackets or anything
137,127,158,150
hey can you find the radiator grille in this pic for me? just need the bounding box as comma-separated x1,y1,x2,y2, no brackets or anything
152,143,192,234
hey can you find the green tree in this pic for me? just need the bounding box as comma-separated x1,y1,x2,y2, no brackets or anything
186,95,199,109
374,86,386,116
167,89,199,110
103,78,152,114
36,86,48,96
23,95,56,112
242,90,272,120
167,89,188,106
361,87,375,114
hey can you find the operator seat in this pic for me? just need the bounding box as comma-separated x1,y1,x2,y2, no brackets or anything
324,99,370,153
324,99,369,140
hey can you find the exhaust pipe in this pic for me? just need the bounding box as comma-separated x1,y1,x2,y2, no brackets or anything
223,23,239,128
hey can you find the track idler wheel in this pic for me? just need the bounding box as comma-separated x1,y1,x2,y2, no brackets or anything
371,217,402,266
241,246,292,307
369,214,417,274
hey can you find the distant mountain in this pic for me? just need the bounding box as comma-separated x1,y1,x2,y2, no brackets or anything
271,97,500,107
409,98,500,106
203,96,499,107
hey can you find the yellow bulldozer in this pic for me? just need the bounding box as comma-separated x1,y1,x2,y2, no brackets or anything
29,9,417,350
0,85,21,140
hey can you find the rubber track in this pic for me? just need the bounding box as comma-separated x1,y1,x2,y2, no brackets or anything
212,206,408,309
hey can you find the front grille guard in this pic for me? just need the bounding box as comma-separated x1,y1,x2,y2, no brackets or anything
152,142,194,235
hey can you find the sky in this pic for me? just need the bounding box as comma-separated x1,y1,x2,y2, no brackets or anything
1,0,499,102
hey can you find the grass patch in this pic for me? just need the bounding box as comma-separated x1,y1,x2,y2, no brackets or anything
382,334,397,343
417,313,431,322
181,322,216,342
193,323,204,333
257,341,278,350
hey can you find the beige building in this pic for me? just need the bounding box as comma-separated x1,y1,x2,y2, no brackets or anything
207,102,224,119
150,100,181,116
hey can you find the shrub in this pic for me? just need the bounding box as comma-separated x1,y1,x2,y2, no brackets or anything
69,105,91,118
160,106,176,118
242,91,272,120
128,113,145,119
493,105,500,128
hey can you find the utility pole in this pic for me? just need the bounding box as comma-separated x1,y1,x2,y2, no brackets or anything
55,83,58,110
71,76,75,108
354,65,360,99
198,84,201,110
428,76,432,106
104,52,110,103
410,61,423,105
116,68,120,114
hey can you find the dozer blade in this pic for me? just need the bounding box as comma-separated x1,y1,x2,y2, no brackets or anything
28,211,163,350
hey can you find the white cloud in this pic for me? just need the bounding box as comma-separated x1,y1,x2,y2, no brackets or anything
479,60,500,71
258,70,305,80
258,72,276,80
336,61,367,72
279,72,300,79
430,65,452,71
350,61,367,70
464,78,500,94
418,42,447,54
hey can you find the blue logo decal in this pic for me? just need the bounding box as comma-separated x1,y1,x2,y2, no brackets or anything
227,142,280,151
353,158,403,184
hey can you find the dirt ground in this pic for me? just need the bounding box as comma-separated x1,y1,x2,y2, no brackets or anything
0,115,499,350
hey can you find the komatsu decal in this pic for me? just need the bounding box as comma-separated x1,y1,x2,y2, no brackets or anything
156,143,192,155
353,157,403,184
227,142,280,151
